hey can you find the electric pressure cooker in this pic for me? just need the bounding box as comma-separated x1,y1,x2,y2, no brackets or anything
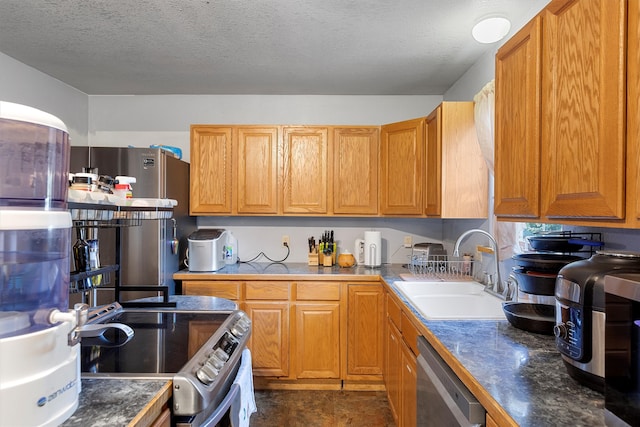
554,251,640,392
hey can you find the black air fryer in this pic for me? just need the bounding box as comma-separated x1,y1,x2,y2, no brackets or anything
554,251,640,392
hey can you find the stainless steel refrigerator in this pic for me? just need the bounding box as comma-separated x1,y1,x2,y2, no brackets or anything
70,147,196,305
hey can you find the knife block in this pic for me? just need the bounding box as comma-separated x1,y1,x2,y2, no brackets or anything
318,252,335,267
308,253,319,266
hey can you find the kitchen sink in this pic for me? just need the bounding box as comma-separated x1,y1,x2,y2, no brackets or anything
393,280,506,320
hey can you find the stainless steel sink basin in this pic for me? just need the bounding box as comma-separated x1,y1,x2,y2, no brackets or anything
393,280,505,320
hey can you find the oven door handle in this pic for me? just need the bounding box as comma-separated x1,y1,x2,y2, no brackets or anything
200,383,241,427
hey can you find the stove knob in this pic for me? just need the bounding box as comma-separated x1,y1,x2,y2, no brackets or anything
553,323,568,339
207,353,225,370
230,322,249,338
213,348,230,362
196,363,219,385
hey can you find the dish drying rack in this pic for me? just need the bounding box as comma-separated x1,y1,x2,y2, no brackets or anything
404,255,477,281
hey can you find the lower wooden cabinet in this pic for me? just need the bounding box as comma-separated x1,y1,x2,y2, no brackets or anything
400,339,417,427
179,279,383,388
347,284,384,380
294,302,341,378
386,318,402,422
182,281,240,302
385,292,418,427
244,301,290,377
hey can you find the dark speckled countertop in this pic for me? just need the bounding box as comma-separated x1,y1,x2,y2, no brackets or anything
62,379,171,427
176,262,605,426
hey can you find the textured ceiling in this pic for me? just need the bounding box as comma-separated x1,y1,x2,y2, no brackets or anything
0,0,546,95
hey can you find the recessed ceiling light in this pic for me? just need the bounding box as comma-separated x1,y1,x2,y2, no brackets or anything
472,17,511,44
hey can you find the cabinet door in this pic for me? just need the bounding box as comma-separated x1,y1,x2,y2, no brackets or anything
332,127,379,215
294,303,341,379
282,127,329,214
347,284,384,378
426,103,487,218
400,340,417,427
190,126,233,214
236,127,278,214
629,0,640,222
425,107,442,216
244,302,289,377
385,319,402,424
541,0,626,219
380,118,424,215
495,16,542,218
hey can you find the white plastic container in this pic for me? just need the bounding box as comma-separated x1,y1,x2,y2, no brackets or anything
224,231,238,265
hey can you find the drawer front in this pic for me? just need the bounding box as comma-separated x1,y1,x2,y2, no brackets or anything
296,282,341,301
183,281,240,300
387,292,402,329
401,312,419,356
245,281,290,300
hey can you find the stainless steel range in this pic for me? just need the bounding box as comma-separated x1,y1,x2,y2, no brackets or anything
81,302,252,426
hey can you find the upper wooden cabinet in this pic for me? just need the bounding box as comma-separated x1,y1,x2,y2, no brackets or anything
629,0,640,223
494,16,542,218
495,0,628,224
191,116,485,218
190,125,279,215
236,127,279,214
425,102,488,218
332,127,379,215
380,118,425,215
541,0,626,220
190,126,233,214
281,126,329,214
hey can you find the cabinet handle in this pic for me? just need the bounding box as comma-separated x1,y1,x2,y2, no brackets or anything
406,365,412,373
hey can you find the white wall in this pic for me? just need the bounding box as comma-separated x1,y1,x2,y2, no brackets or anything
88,94,442,163
197,216,445,264
0,52,89,145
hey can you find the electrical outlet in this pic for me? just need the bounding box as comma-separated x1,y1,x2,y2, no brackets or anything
282,235,290,247
403,235,412,248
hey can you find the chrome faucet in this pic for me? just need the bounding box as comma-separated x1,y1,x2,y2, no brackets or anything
453,229,505,298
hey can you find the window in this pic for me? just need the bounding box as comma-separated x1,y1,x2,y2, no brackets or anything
514,222,563,253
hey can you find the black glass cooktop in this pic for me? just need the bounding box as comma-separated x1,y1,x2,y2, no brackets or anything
81,311,230,376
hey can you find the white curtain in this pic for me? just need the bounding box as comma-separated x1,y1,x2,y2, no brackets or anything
473,80,495,172
473,80,516,260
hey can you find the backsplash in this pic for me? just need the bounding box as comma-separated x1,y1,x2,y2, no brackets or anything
196,216,446,265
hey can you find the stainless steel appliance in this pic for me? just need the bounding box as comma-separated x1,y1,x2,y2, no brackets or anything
0,101,83,426
186,229,228,272
81,302,252,426
554,251,640,392
604,273,640,427
70,147,196,304
416,336,485,426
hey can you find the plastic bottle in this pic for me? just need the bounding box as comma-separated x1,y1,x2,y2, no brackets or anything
115,176,136,198
224,231,238,265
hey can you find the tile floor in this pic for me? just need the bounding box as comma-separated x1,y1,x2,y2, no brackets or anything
251,389,396,427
